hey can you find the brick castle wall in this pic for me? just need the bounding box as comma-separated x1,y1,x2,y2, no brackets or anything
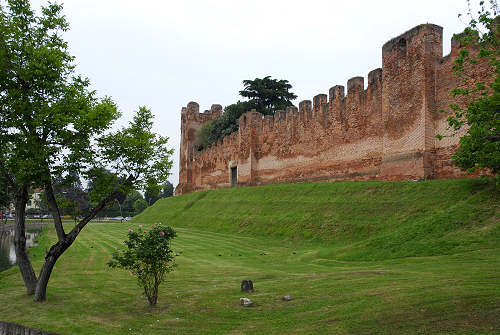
175,23,492,195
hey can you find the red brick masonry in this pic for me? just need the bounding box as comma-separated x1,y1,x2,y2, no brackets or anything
176,23,492,195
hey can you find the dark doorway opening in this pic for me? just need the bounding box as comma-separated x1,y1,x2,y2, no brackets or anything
231,166,237,187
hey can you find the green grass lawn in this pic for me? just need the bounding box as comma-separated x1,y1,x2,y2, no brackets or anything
0,178,499,334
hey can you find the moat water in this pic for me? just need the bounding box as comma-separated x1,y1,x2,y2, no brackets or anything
0,225,43,272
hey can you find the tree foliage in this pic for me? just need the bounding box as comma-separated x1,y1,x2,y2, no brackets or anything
52,174,89,220
108,225,176,306
0,173,13,214
198,77,297,150
144,181,174,206
0,0,173,301
144,184,161,206
161,181,174,198
240,76,297,115
197,101,249,150
121,190,143,214
439,1,499,185
133,198,148,214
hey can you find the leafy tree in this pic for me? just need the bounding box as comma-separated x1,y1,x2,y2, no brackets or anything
50,174,90,220
133,198,148,214
438,1,499,186
86,168,122,217
197,101,249,150
122,190,143,216
0,0,173,302
144,181,174,206
240,76,297,115
108,225,177,307
144,184,161,206
198,76,297,150
161,181,174,198
25,208,39,215
0,173,13,220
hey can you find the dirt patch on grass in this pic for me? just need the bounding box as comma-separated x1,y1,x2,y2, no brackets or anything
316,318,340,325
341,270,390,276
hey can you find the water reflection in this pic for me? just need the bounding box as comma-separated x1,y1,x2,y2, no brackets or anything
0,226,43,272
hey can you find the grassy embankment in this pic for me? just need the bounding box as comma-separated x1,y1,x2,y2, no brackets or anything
0,178,498,334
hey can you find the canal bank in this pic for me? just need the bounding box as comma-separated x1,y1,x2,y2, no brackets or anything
0,223,50,272
0,320,60,335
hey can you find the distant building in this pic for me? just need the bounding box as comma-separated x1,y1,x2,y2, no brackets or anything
2,188,44,217
26,188,43,211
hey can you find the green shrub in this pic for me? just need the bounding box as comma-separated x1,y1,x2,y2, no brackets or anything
108,224,177,306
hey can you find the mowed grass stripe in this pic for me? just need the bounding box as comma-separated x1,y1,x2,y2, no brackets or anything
0,179,498,334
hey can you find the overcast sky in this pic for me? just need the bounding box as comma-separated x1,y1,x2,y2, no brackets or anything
29,0,472,186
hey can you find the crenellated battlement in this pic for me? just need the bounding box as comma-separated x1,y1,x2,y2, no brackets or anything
382,23,442,55
187,63,389,173
181,102,222,122
176,21,493,195
329,85,344,101
347,77,364,95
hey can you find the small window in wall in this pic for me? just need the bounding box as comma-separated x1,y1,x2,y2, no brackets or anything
231,166,237,187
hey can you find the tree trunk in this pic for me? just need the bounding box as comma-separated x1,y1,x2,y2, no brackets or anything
28,178,132,302
44,180,66,241
14,185,37,295
33,187,126,302
34,244,64,302
34,258,55,302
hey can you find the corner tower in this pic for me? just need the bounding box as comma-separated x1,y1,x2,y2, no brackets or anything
380,24,443,179
176,102,222,195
